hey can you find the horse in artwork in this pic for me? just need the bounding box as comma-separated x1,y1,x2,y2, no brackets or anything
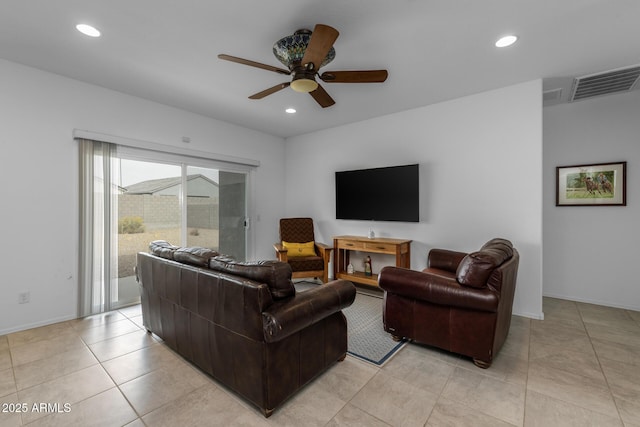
583,176,600,195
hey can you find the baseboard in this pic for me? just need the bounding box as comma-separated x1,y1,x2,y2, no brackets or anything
543,293,640,313
0,314,77,336
513,310,544,320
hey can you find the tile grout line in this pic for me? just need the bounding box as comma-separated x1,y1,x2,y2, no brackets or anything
579,306,627,425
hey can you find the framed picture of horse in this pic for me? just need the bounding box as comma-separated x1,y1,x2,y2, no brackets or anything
556,161,626,206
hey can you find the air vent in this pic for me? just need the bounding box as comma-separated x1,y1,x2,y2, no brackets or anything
543,88,562,103
569,65,640,102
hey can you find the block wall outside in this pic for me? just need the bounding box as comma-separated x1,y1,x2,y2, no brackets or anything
118,194,218,230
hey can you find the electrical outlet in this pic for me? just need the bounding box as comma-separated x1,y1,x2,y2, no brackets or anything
18,291,30,304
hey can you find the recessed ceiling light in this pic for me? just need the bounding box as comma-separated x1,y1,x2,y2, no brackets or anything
495,35,517,48
285,108,296,114
76,24,101,38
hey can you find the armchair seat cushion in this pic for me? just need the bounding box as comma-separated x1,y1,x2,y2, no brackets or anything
287,256,324,273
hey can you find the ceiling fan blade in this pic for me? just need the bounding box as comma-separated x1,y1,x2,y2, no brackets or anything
218,54,290,75
301,24,339,71
320,70,388,83
248,82,290,99
309,84,335,108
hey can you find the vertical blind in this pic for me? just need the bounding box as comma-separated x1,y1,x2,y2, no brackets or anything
78,138,118,316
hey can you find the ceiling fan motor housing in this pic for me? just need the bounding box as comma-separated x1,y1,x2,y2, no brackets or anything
273,29,335,70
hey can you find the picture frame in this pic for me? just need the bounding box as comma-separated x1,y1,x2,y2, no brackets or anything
556,161,626,206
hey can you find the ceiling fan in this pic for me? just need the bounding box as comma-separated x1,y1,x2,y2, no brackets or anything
218,24,388,108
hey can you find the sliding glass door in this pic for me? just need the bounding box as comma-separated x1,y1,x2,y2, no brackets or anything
80,138,249,314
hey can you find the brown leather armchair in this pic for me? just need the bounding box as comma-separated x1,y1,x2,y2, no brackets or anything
274,217,332,283
378,238,519,368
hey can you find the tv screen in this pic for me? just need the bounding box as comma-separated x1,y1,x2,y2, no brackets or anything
335,164,419,222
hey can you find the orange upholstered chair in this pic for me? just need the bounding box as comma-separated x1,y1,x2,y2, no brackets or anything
274,218,333,283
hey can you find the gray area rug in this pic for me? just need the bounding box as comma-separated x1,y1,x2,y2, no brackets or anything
295,281,407,366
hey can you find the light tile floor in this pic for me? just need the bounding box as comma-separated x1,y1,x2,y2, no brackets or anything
1,297,639,426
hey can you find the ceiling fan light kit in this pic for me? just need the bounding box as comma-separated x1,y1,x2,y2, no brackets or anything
290,76,318,93
218,24,388,107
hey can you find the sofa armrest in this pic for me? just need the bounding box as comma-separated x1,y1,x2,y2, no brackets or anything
427,249,468,273
262,279,356,343
378,266,499,313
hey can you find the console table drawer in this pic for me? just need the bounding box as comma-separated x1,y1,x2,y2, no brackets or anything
337,240,366,251
337,240,401,253
363,242,397,253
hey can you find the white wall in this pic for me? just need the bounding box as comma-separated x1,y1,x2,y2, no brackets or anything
285,80,544,319
0,59,286,334
543,90,640,311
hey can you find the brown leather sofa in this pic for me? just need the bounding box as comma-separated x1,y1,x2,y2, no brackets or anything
136,241,356,417
378,238,519,368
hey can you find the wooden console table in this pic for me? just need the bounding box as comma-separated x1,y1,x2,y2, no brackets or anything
333,235,412,287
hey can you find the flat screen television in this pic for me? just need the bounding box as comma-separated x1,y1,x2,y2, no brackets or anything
335,164,419,222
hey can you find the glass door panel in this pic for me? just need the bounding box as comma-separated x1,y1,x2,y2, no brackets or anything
218,170,247,261
115,159,182,309
186,166,247,261
185,166,219,251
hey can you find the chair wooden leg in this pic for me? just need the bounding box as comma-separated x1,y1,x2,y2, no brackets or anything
473,358,491,369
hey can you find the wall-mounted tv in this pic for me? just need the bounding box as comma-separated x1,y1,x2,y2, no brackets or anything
335,164,419,222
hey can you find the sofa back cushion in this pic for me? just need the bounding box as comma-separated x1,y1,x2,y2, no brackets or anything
149,240,180,260
456,239,513,288
173,246,220,267
209,256,295,299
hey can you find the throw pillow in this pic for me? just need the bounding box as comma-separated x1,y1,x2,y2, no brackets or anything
282,241,316,257
456,251,498,288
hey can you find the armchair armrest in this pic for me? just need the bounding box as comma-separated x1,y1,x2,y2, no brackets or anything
427,249,468,273
274,242,288,262
262,279,356,343
378,266,498,313
314,241,333,261
314,241,333,252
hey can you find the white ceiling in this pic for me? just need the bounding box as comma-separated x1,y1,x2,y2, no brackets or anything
1,1,639,138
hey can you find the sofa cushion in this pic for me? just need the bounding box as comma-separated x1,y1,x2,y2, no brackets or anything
209,256,295,299
456,239,513,288
173,246,220,267
149,240,180,260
